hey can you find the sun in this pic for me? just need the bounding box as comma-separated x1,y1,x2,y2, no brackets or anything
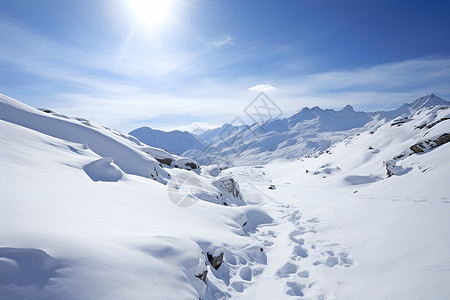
128,0,173,29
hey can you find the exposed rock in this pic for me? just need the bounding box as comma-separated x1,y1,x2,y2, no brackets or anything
410,144,424,153
427,117,449,129
213,176,241,199
184,162,198,170
414,123,427,129
195,270,208,283
268,184,276,190
386,160,400,177
207,251,224,270
410,133,450,153
393,153,406,160
437,133,450,145
390,116,410,127
155,157,173,166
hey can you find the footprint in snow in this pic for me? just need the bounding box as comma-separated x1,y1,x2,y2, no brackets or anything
288,227,316,240
263,240,274,247
276,262,298,278
286,281,305,297
239,266,252,281
231,281,244,293
313,251,353,268
287,210,302,223
292,245,308,259
297,270,309,278
289,231,305,245
307,217,321,223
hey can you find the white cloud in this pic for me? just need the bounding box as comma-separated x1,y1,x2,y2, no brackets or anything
212,34,233,47
248,84,278,92
1,18,449,132
274,57,450,112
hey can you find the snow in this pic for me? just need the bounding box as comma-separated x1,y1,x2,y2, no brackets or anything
129,126,205,155
183,94,450,166
1,93,449,299
0,94,169,183
83,157,123,182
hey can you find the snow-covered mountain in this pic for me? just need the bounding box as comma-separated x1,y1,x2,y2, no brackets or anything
372,93,450,120
254,102,450,299
184,94,450,165
129,126,205,155
197,123,247,144
1,92,449,299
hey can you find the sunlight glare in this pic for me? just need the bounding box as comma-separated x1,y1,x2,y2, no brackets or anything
128,0,172,29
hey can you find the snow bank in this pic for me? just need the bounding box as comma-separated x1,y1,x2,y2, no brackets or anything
0,94,169,183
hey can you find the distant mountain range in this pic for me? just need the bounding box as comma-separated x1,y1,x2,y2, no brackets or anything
130,94,450,165
129,127,205,155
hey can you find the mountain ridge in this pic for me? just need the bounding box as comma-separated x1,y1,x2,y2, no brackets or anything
182,94,450,165
129,126,205,155
126,94,449,165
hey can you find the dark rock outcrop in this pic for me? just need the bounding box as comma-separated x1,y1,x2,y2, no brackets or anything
155,157,173,166
214,177,241,199
195,270,208,283
390,116,410,127
410,133,450,153
207,252,224,270
184,162,199,170
427,117,449,129
410,144,424,153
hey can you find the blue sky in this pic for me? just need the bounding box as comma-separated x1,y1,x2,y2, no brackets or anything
1,0,449,132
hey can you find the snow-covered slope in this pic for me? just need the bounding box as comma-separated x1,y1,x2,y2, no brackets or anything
185,94,449,166
247,103,450,299
280,103,450,199
1,93,449,300
129,126,205,155
197,123,247,144
0,93,274,300
373,93,450,120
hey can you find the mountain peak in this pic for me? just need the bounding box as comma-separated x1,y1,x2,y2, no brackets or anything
129,126,204,155
342,104,354,112
409,94,449,111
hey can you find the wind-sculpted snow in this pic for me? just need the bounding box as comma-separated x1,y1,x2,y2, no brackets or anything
83,157,123,182
0,95,277,299
0,94,169,183
0,247,63,300
1,93,449,299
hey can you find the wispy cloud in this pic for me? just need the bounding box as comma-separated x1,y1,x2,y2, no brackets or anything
212,34,233,47
0,16,449,132
274,57,450,112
